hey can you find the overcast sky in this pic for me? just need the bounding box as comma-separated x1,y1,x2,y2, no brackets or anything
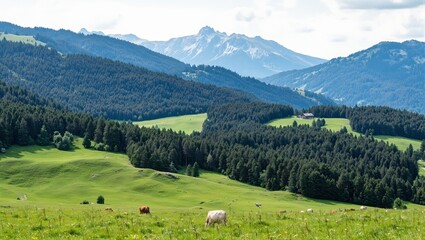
1,0,423,59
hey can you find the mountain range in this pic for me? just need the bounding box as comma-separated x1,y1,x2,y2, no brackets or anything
139,26,326,78
0,21,331,109
263,40,425,114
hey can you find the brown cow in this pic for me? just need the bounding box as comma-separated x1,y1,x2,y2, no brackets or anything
139,206,150,214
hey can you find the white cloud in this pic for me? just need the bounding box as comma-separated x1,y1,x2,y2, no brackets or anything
235,8,256,22
0,0,423,60
338,0,425,9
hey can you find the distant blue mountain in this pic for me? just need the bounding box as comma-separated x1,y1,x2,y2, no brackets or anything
141,26,326,78
263,40,425,113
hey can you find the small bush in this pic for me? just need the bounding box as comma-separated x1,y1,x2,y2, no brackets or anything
94,143,105,151
97,195,105,204
393,197,407,209
80,200,89,204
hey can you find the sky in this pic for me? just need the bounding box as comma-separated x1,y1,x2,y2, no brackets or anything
0,0,423,59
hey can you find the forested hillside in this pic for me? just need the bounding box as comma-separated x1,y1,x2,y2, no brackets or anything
1,96,424,207
0,80,59,108
308,105,425,140
184,65,334,109
0,41,253,120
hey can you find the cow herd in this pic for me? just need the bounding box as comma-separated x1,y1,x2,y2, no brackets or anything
103,204,369,227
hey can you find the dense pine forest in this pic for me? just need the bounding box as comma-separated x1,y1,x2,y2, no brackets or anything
184,65,335,108
308,105,425,140
0,40,253,120
1,82,424,208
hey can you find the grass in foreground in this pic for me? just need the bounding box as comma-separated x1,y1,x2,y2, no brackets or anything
0,205,423,239
267,116,422,151
134,113,207,134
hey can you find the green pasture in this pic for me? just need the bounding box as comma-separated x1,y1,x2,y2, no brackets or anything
0,138,361,211
1,138,424,239
0,205,423,239
419,160,425,176
267,116,422,151
0,32,46,46
134,113,207,134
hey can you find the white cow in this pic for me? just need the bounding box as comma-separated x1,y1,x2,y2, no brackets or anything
205,210,227,227
360,206,367,210
307,208,314,213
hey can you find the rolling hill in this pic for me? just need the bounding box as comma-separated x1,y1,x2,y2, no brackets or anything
0,21,334,110
267,116,423,151
0,138,357,210
141,26,326,78
263,40,425,114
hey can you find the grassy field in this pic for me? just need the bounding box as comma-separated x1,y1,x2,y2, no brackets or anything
419,160,425,176
1,138,424,239
134,113,207,134
1,204,423,239
267,116,422,151
0,32,46,46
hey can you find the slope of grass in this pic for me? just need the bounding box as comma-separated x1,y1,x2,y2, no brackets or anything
1,138,424,239
267,116,421,150
134,113,207,134
0,32,45,46
419,160,425,176
0,137,361,211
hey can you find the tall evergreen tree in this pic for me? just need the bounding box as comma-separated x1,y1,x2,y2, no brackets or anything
83,133,91,149
17,118,30,146
94,119,105,143
186,164,193,176
36,125,50,146
193,162,200,177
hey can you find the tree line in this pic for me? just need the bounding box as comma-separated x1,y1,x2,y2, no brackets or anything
307,105,425,140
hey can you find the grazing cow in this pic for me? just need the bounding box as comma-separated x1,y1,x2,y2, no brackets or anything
139,206,151,214
331,210,338,214
360,206,367,210
105,207,114,212
255,203,262,207
205,210,226,227
307,208,313,213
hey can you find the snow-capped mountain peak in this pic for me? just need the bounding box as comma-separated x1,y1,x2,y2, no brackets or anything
198,26,216,35
141,26,326,78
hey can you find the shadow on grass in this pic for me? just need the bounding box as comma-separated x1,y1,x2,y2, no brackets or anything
0,145,55,160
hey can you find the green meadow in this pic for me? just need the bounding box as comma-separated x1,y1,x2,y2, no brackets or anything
1,139,424,239
134,113,207,134
419,160,425,176
0,32,46,46
267,116,422,151
0,138,360,210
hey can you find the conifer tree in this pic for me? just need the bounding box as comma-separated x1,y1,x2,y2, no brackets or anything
37,125,50,146
186,164,192,176
83,133,91,149
17,118,30,146
193,162,200,177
